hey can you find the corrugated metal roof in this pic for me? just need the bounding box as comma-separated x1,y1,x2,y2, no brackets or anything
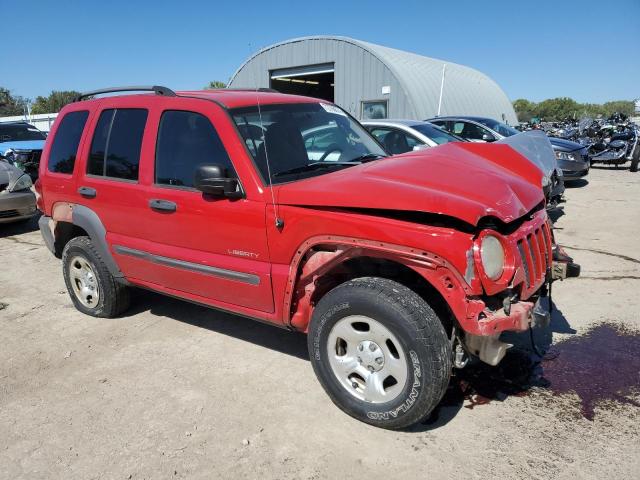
355,39,517,124
229,36,517,124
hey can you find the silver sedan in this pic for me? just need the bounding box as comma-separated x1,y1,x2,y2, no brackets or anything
0,159,37,224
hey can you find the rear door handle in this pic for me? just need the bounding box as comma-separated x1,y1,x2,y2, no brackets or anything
149,199,177,213
78,186,96,198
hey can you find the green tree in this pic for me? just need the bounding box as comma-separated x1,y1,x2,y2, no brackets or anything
512,98,537,122
512,97,635,121
204,80,227,89
30,90,81,114
0,87,29,116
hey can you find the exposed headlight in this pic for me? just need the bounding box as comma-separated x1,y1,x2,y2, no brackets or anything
555,151,578,161
480,235,505,280
9,174,33,192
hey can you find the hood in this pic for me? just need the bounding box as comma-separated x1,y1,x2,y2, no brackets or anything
0,139,45,154
276,142,544,226
496,130,557,175
548,137,584,152
0,160,25,187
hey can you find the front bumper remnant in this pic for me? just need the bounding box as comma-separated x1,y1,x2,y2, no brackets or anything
552,245,581,280
467,297,550,365
475,295,550,337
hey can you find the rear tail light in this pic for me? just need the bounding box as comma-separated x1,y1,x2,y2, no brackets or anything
34,178,44,212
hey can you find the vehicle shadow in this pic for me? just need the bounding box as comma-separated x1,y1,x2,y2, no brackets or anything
410,301,573,432
591,164,629,171
564,178,589,188
0,213,41,238
126,289,309,361
127,289,574,432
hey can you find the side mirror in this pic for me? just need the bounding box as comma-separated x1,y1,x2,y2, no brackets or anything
482,133,496,142
194,164,242,198
412,144,430,151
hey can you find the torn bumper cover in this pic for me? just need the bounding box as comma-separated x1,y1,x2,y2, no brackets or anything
475,295,551,336
466,297,550,366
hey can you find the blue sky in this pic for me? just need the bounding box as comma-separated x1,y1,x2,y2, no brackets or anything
3,0,639,103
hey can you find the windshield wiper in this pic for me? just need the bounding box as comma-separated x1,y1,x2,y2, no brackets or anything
350,153,386,163
273,161,358,177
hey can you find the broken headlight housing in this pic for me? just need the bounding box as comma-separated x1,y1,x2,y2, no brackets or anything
9,174,33,192
480,235,505,280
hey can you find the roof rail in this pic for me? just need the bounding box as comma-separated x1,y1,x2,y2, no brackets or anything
220,88,279,93
73,85,176,102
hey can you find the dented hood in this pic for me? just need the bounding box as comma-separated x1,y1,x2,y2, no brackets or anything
276,142,544,226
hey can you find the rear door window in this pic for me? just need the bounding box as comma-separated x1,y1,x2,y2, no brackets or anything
47,111,89,174
87,108,148,180
454,121,493,141
155,110,235,188
368,127,419,154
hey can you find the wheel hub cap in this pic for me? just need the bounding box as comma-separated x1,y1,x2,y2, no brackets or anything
327,315,409,404
357,340,385,372
69,256,100,308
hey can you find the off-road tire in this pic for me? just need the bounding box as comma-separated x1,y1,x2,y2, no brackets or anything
62,236,130,318
630,144,640,172
308,277,452,430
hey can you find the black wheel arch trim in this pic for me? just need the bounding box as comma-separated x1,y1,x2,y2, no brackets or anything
71,204,125,279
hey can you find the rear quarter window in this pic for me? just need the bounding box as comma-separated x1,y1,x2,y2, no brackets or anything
47,111,89,174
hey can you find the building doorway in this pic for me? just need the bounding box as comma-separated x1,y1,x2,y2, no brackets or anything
270,63,334,102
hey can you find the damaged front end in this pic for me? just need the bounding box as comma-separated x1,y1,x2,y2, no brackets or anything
457,208,580,367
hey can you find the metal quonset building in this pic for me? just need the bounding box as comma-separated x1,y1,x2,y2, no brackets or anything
228,36,517,124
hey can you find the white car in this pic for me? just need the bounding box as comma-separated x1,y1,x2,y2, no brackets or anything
362,119,464,155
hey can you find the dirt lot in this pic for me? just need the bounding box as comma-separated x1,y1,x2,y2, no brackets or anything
1,168,639,479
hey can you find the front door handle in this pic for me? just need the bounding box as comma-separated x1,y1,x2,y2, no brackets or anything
78,186,97,198
149,199,177,213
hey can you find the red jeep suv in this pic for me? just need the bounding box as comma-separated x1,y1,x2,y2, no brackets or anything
37,86,566,429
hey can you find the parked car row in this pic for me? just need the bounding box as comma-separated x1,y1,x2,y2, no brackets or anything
31,86,580,430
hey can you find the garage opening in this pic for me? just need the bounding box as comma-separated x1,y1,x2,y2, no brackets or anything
270,63,334,102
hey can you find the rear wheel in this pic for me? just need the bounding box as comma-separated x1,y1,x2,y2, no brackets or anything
62,236,130,318
308,277,451,430
630,144,640,172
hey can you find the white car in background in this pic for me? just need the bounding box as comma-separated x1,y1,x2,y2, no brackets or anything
362,119,464,154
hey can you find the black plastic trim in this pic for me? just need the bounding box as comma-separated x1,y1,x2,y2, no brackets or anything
112,245,261,286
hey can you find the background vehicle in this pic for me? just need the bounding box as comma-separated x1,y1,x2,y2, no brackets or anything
0,154,37,223
362,120,464,154
553,117,639,170
427,115,588,180
427,116,568,205
37,86,573,430
0,122,47,181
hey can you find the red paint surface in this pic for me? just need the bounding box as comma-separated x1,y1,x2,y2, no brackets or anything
39,91,550,337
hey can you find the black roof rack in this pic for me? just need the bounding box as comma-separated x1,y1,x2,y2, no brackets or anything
73,85,176,102
218,88,279,93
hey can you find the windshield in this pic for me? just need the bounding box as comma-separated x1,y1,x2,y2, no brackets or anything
231,103,386,184
411,123,463,145
0,123,46,142
475,118,520,138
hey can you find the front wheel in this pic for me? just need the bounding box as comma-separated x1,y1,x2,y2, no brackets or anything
308,277,452,430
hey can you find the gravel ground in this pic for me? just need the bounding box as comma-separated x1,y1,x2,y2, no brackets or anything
1,167,639,479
